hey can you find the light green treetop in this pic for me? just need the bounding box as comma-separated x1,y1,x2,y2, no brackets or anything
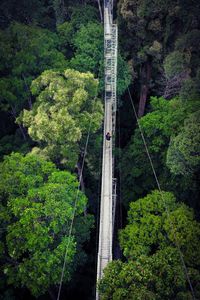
19,69,103,168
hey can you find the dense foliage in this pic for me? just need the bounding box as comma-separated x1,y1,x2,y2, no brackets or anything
0,153,93,297
98,0,200,299
121,96,200,209
99,191,200,299
0,0,199,299
19,68,103,168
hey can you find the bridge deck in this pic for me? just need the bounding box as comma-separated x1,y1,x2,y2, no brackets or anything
96,1,117,299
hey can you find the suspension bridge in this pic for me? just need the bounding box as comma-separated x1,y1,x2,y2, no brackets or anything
96,0,118,298
56,1,196,299
94,1,197,299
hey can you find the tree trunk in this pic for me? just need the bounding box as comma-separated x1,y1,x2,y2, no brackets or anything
97,0,103,23
53,0,65,25
77,161,85,193
77,161,87,215
22,74,32,109
48,288,56,300
138,61,151,118
11,106,27,141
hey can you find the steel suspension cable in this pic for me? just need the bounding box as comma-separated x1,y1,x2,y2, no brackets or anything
94,124,104,296
117,109,123,231
127,87,196,300
56,102,95,300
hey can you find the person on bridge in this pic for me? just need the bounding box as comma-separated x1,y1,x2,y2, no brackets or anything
106,132,111,147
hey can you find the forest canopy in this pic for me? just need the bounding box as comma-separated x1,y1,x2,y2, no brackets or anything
0,0,199,299
0,153,93,297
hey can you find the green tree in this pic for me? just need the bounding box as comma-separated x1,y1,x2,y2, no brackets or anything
121,96,194,207
163,30,200,101
70,21,131,96
70,22,104,76
99,249,191,300
19,69,103,168
175,29,200,76
164,51,190,79
0,0,53,29
98,191,200,299
0,153,93,297
118,0,168,116
0,22,68,116
52,0,66,26
167,111,200,176
180,77,200,102
0,132,31,160
118,0,200,115
57,5,100,57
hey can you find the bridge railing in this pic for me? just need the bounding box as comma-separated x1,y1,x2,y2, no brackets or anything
96,1,117,298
